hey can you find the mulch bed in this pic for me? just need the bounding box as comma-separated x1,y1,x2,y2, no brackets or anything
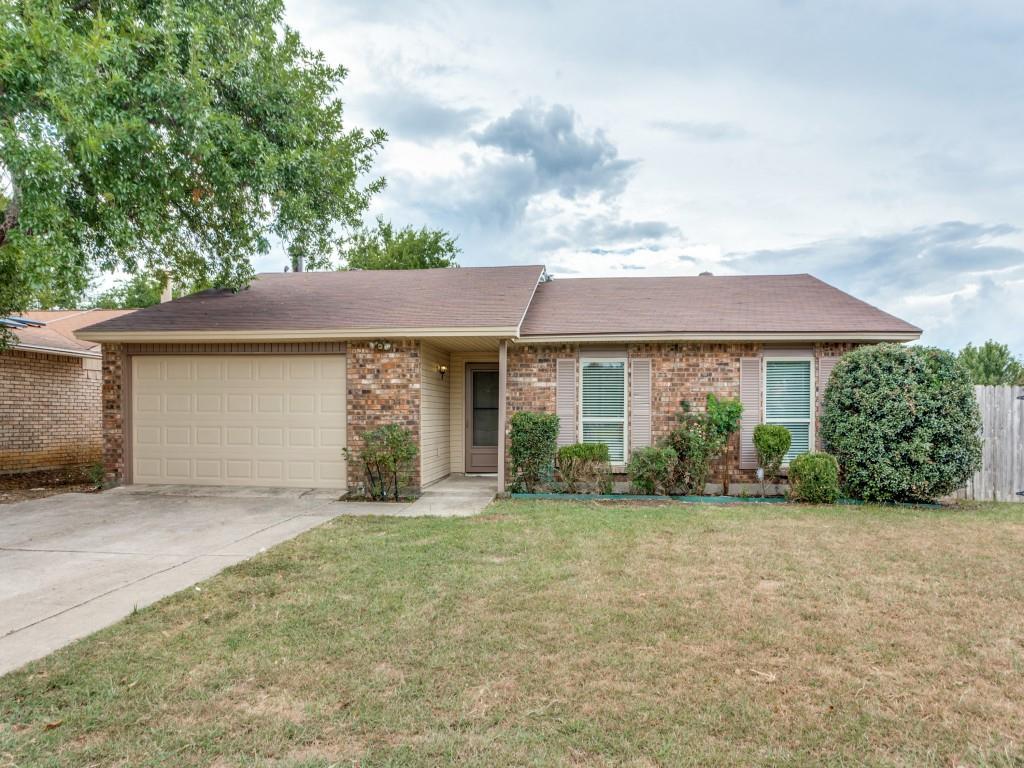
0,467,97,505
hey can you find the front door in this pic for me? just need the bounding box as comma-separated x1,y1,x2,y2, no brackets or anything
465,364,499,473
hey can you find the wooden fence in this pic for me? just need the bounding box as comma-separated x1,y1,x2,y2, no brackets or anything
954,385,1024,503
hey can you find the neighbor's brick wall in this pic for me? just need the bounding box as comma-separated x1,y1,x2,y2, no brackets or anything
101,344,126,483
345,339,422,492
0,349,103,474
504,342,866,485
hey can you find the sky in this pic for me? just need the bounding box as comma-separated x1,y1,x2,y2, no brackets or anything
268,0,1024,354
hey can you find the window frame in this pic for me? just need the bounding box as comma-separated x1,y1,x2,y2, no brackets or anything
578,356,629,466
762,356,815,467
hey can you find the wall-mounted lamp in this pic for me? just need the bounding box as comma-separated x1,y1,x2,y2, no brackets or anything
437,363,448,380
371,340,393,352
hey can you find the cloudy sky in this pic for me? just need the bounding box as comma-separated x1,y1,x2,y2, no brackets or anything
270,0,1024,354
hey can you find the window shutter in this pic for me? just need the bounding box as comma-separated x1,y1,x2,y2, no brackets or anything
556,358,577,446
630,359,652,450
816,356,840,449
739,357,761,469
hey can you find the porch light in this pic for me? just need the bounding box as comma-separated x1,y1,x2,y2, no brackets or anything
437,363,448,380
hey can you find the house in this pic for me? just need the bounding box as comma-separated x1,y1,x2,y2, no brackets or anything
75,267,921,493
1,309,134,475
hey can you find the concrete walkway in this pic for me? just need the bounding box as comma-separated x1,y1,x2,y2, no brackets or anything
336,474,496,517
0,484,342,676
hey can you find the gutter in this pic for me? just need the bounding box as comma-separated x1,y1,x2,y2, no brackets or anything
512,331,922,344
75,326,523,343
13,343,100,359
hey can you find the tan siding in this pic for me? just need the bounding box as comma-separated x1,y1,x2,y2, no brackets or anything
420,343,452,485
450,350,498,473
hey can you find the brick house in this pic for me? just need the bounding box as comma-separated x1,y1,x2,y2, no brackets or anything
75,268,920,493
1,310,133,474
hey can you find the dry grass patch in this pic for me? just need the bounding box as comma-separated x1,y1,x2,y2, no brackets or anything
1,500,1023,767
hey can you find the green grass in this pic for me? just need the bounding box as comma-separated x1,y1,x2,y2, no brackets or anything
2,500,1024,767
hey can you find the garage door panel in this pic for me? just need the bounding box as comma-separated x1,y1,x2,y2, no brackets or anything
132,355,346,489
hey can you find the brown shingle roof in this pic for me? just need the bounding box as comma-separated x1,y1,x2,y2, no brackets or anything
78,266,545,336
520,274,920,337
13,310,135,355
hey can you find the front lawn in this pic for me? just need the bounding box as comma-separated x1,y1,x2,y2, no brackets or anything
2,500,1023,766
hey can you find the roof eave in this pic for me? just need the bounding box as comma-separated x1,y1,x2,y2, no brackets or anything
13,342,100,359
75,326,523,343
514,331,922,343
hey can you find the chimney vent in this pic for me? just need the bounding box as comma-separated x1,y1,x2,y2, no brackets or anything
699,271,713,277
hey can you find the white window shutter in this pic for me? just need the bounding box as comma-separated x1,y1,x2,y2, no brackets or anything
739,357,762,469
556,358,577,446
630,359,652,450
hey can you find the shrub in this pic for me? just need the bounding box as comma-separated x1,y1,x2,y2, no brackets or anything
343,425,418,500
665,394,743,495
822,344,982,502
86,462,106,489
557,442,613,494
508,411,559,492
753,424,791,484
788,452,840,503
626,446,677,495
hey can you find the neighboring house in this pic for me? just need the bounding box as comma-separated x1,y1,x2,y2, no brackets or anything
1,309,134,474
75,268,921,493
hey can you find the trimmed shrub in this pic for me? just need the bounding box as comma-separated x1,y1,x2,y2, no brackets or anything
822,344,982,502
753,424,791,484
557,443,613,494
508,411,559,492
343,425,418,500
666,394,743,495
626,446,677,495
788,452,840,503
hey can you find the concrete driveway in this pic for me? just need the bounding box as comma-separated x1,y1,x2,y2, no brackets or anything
0,485,343,676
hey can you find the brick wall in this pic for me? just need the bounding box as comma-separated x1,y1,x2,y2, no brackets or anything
0,349,103,473
345,339,422,492
101,344,125,483
504,341,864,486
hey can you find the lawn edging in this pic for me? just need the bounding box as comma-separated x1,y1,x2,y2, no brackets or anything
508,493,943,507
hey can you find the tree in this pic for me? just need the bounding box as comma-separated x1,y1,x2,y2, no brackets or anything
90,271,210,309
0,0,385,347
339,217,460,270
957,340,1024,385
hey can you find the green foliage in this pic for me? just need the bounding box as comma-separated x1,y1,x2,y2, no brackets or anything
343,425,418,501
957,340,1024,385
626,446,677,495
340,217,460,270
665,394,743,495
788,453,840,504
753,424,791,483
508,412,559,492
0,0,385,343
90,272,211,309
86,462,106,489
822,344,982,502
557,443,612,494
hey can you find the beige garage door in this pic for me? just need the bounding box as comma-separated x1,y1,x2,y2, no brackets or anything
132,355,346,488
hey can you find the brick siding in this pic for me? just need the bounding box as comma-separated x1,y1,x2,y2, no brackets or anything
102,344,126,483
345,340,422,493
0,349,103,473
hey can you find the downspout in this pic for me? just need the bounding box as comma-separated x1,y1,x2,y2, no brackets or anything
497,338,508,494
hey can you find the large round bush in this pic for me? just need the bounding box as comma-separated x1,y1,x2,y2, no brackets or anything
821,344,982,502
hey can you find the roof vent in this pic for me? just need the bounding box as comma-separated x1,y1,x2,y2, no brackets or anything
699,271,714,276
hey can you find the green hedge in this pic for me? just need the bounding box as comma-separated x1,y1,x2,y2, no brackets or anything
626,446,677,495
753,424,790,483
822,344,982,502
557,443,612,494
788,452,840,503
508,412,559,492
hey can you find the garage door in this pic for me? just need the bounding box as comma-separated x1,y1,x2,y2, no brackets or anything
131,355,346,488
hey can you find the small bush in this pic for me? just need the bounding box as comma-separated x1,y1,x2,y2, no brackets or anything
557,443,613,494
86,462,106,489
822,344,982,502
509,412,559,492
343,425,418,500
626,446,677,495
753,424,791,483
665,394,742,495
788,453,840,504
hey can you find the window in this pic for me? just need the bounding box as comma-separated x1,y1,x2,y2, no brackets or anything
580,358,627,463
764,359,813,464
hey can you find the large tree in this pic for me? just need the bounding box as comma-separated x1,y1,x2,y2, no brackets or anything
90,271,209,309
957,340,1024,385
0,0,384,343
339,217,460,270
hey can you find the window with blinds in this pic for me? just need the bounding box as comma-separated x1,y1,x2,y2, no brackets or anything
764,359,813,464
580,359,627,463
